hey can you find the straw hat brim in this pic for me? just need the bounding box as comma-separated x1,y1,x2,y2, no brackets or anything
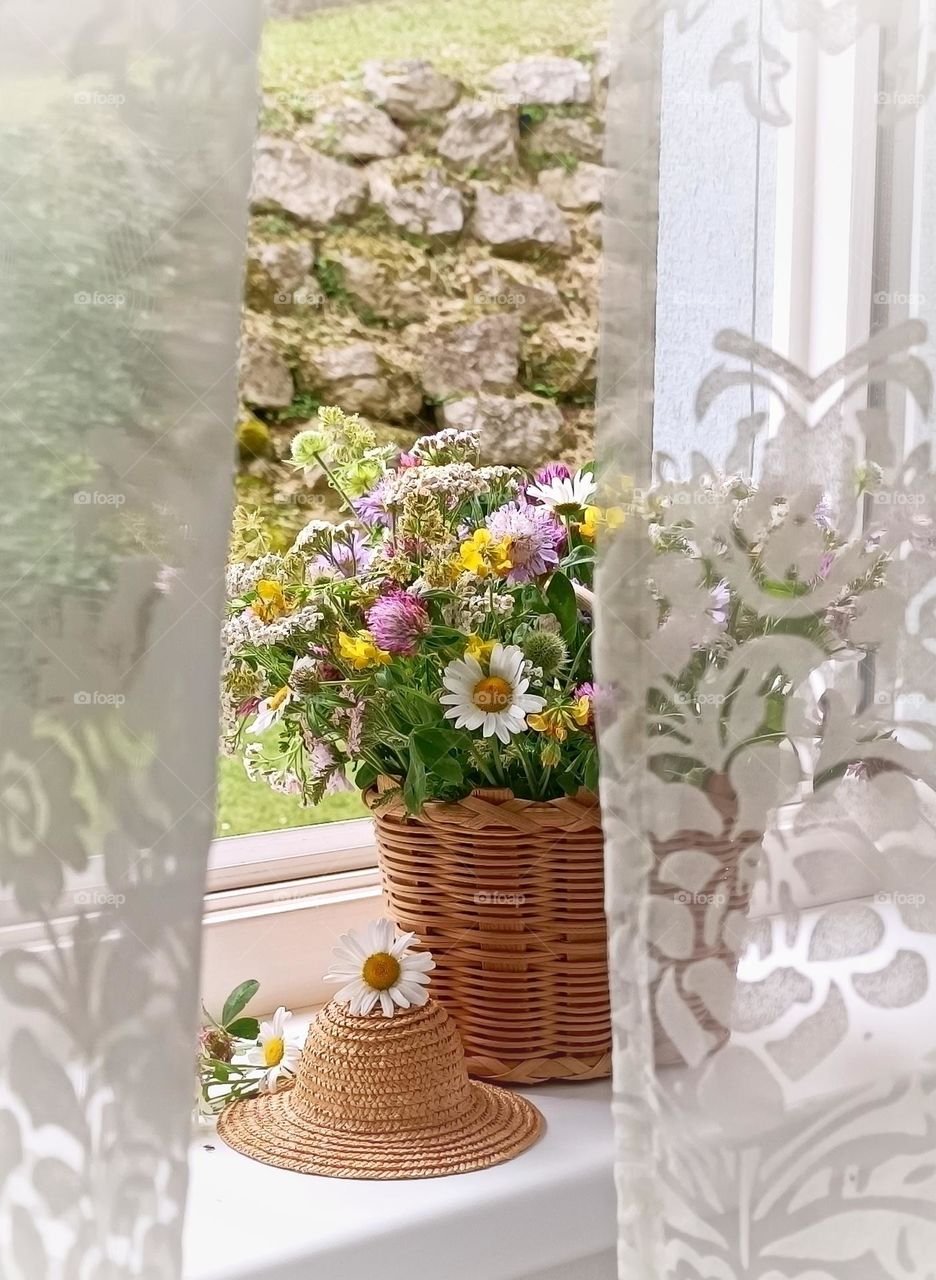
217,1077,544,1180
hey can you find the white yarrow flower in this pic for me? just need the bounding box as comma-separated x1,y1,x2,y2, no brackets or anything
325,919,435,1018
244,1006,301,1092
440,643,545,744
526,468,597,513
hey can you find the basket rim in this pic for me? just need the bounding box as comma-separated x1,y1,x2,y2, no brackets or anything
363,778,601,825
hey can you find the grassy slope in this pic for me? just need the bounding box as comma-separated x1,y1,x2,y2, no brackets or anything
261,0,610,94
216,0,610,837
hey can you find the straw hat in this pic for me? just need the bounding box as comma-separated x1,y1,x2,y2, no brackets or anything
218,997,543,1179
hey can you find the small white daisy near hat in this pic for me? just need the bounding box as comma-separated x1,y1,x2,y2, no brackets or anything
244,1006,301,1092
325,919,435,1017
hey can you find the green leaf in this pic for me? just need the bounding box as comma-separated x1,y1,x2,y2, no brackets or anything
412,727,464,787
432,754,463,784
412,727,462,765
221,979,259,1028
226,1017,260,1041
547,571,579,649
403,740,427,815
212,1064,231,1082
355,761,379,791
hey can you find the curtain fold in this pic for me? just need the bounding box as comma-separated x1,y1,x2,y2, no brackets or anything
0,2,260,1274
599,2,936,1275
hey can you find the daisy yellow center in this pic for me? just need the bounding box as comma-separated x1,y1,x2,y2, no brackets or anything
472,676,513,711
268,686,290,712
263,1037,284,1067
362,952,401,990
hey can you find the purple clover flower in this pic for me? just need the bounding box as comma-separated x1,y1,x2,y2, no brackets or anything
366,588,430,656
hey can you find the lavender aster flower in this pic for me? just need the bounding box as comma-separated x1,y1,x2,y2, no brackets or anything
485,502,566,584
352,475,391,529
708,579,730,626
314,529,374,578
366,589,430,655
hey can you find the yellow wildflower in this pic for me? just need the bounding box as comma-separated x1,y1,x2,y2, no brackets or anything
458,528,512,579
337,630,392,670
252,579,290,623
578,506,627,542
572,696,592,727
465,634,497,663
527,706,573,742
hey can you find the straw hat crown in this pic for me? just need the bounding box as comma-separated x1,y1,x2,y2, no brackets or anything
291,999,484,1132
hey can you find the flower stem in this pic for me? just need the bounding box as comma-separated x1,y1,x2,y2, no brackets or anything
313,451,358,518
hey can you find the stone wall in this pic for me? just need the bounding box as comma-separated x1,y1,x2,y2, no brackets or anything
238,48,609,510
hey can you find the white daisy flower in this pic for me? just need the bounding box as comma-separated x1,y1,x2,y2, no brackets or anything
325,919,435,1019
440,643,546,744
244,1006,301,1092
249,686,293,734
526,467,597,514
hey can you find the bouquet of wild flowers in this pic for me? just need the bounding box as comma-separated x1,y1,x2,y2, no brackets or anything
222,407,618,812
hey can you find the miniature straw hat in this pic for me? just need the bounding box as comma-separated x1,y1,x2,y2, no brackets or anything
218,926,543,1179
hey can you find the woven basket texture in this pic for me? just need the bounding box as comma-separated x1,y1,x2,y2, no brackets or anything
365,784,611,1084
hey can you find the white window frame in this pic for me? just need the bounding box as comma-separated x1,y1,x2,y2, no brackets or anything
201,817,383,1011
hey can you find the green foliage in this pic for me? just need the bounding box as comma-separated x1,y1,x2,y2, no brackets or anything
261,0,610,96
221,980,259,1028
266,391,322,423
314,258,348,301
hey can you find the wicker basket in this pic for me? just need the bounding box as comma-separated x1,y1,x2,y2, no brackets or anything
364,783,610,1085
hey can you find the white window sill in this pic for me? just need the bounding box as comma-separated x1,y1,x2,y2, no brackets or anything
183,1074,616,1280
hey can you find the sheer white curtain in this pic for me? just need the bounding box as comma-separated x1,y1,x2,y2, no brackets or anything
0,2,259,1274
599,1,936,1274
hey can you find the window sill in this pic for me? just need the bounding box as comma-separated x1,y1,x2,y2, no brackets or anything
183,1067,616,1280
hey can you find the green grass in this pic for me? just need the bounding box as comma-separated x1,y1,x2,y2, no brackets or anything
216,747,366,837
261,0,610,96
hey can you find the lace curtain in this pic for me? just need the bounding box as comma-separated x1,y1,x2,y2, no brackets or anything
599,1,936,1275
0,2,259,1275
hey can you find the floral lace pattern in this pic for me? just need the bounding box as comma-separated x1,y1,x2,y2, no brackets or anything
0,2,259,1275
601,1,936,1274
636,0,936,125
